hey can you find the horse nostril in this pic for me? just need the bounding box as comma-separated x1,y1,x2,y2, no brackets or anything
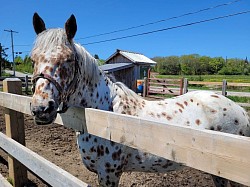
31,110,37,116
48,100,55,107
44,101,55,113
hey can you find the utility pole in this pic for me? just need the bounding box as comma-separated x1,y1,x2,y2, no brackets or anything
4,29,18,76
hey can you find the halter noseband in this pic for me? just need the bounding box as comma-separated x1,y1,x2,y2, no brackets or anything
32,54,79,114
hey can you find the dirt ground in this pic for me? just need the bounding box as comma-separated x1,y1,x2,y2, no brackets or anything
0,105,248,187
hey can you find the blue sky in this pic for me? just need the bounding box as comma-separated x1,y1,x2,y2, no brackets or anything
0,0,249,61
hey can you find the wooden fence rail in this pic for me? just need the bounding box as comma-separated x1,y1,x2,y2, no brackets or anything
85,108,250,186
0,132,89,187
143,77,250,107
0,79,88,187
144,77,184,98
0,79,250,186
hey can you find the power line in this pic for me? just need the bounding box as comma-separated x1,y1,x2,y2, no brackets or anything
76,0,242,40
82,10,250,46
15,44,31,47
10,0,244,49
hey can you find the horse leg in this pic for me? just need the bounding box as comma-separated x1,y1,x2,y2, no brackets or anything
228,180,245,187
97,170,122,187
212,175,228,187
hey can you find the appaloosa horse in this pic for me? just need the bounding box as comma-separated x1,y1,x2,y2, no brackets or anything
30,13,250,187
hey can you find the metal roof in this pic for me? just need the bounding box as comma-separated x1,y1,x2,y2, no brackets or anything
99,63,134,73
105,49,157,65
120,50,156,64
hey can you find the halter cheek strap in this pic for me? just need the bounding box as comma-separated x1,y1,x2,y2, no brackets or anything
32,54,79,114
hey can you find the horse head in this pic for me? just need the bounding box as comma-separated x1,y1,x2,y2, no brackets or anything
30,13,78,125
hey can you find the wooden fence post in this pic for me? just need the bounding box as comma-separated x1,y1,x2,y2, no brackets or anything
179,78,184,95
222,79,227,96
25,75,29,95
183,78,188,94
143,77,148,97
3,78,27,187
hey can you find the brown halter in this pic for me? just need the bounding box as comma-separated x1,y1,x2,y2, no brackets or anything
32,54,79,113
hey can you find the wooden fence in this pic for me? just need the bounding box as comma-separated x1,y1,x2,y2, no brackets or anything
143,77,184,98
0,79,89,187
0,76,32,94
143,77,250,107
0,79,250,186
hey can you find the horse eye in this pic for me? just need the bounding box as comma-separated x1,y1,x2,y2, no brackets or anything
66,59,74,63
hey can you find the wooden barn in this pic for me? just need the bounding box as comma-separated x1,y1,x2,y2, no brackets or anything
100,49,156,91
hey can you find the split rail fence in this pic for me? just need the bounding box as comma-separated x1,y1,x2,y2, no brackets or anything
0,78,250,186
143,77,250,107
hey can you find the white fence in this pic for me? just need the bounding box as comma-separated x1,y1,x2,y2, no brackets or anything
0,79,250,186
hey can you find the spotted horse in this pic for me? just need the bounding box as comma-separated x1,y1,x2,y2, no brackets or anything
30,13,250,187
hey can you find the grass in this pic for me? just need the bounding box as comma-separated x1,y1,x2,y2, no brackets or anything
1,71,11,77
227,96,250,103
7,177,14,185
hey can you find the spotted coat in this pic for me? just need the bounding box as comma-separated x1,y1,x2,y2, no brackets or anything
30,13,250,187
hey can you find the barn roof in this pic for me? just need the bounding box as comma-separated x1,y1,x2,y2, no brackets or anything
99,63,134,73
105,49,156,65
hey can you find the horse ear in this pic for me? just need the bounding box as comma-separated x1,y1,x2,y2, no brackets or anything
65,14,77,41
33,12,46,35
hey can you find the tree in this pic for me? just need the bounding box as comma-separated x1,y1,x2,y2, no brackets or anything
0,43,9,76
180,54,200,75
208,57,224,74
94,54,99,59
15,55,33,73
151,54,248,76
198,56,211,74
153,56,181,75
14,56,23,65
218,58,244,75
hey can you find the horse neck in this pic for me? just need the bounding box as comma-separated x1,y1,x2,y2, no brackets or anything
68,44,145,112
68,46,119,111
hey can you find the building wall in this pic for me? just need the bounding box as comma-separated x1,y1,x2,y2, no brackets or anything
106,53,152,91
110,67,137,91
106,55,131,64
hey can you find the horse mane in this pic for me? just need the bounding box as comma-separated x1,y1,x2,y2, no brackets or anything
32,28,101,85
74,43,101,85
32,28,71,54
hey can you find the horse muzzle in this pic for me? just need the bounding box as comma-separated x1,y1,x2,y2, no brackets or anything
30,100,58,125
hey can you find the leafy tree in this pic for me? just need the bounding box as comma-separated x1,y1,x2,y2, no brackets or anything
218,58,244,75
15,55,33,73
0,44,10,75
208,57,224,74
94,54,99,59
14,56,23,65
153,56,181,75
180,54,200,75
